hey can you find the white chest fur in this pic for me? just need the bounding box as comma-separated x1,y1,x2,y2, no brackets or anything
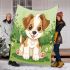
27,38,38,48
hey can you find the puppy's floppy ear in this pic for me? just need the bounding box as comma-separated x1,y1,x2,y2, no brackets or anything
23,14,34,29
40,14,50,30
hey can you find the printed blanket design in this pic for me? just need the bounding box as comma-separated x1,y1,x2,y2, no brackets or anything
10,5,58,66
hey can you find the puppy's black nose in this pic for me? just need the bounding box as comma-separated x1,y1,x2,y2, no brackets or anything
32,31,37,35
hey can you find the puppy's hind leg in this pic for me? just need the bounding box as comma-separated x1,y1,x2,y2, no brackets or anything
20,35,25,44
16,35,24,56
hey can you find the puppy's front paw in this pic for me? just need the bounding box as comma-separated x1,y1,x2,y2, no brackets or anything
23,53,29,60
33,54,39,61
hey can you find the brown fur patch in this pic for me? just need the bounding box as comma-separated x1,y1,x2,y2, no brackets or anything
24,38,28,47
27,18,34,30
40,14,50,30
36,42,40,49
23,14,34,29
20,35,26,45
37,21,43,32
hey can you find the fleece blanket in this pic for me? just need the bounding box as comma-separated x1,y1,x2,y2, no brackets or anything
9,5,58,66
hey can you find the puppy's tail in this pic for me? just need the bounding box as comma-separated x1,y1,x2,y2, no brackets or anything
20,35,25,45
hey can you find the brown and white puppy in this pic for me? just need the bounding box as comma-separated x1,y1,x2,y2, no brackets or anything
17,14,50,61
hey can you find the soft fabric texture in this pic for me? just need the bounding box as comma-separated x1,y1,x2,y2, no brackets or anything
9,5,58,66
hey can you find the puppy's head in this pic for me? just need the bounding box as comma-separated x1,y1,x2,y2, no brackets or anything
23,14,50,40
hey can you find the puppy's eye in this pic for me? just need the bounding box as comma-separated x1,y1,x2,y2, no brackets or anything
29,25,32,30
38,27,41,31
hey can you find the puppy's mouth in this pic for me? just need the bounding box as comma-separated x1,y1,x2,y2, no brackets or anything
29,33,36,39
31,35,36,38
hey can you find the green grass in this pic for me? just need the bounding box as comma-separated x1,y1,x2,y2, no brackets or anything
9,42,51,65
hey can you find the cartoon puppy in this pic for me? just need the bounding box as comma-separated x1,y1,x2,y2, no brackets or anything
17,14,50,61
